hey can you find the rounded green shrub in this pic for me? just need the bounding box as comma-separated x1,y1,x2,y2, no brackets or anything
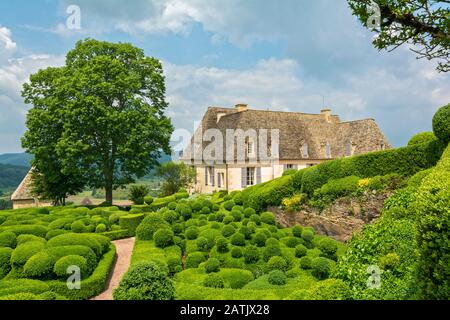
222,215,234,225
186,252,206,269
167,202,177,210
301,229,314,242
167,257,182,274
379,253,401,271
223,200,235,211
0,232,17,248
233,192,244,205
204,258,220,273
285,236,302,248
53,255,88,278
95,224,107,233
113,261,174,300
306,279,351,300
239,226,252,240
268,270,286,285
203,273,224,288
163,210,179,224
196,237,211,252
136,213,170,240
318,238,338,261
71,220,86,233
23,252,54,278
230,233,245,246
253,232,268,247
295,244,308,258
231,246,243,258
243,207,256,218
243,245,260,264
262,245,282,262
190,201,202,212
46,234,103,257
432,103,450,143
250,214,261,225
311,257,332,280
37,207,50,215
0,247,13,278
267,256,288,272
408,132,437,146
185,226,199,240
11,241,46,267
45,245,97,273
153,229,174,248
299,256,312,269
215,237,229,253
215,211,225,223
292,225,303,238
200,207,211,215
231,210,243,222
265,238,279,247
220,268,254,289
261,212,275,225
144,196,154,205
221,225,235,238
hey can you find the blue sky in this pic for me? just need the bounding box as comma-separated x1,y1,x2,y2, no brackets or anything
0,0,449,154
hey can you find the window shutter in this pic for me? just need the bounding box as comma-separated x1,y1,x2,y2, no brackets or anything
211,167,215,186
241,167,247,188
217,172,221,188
205,167,208,186
256,167,261,184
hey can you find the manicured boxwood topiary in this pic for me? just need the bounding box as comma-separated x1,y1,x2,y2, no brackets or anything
305,279,351,300
200,207,211,215
311,257,332,280
215,237,229,253
318,238,338,261
7,225,49,238
295,244,308,258
185,226,199,240
47,234,103,257
267,256,288,272
268,270,286,285
0,231,17,248
284,236,302,248
243,245,260,264
119,214,145,234
167,257,182,275
196,237,211,252
262,245,282,262
95,224,107,233
153,229,174,248
144,196,154,205
243,207,256,218
186,252,206,269
230,233,245,246
230,210,243,222
261,212,275,225
231,246,243,258
175,204,192,220
265,238,279,247
136,213,170,240
223,200,235,211
408,132,437,146
0,279,51,297
204,258,220,273
250,214,261,225
70,220,86,233
292,225,303,238
22,252,54,278
301,229,314,243
113,261,174,300
299,255,313,270
219,269,254,289
0,247,13,278
239,226,252,240
252,231,268,247
432,103,450,144
163,210,178,224
221,225,235,238
11,241,46,267
203,273,225,288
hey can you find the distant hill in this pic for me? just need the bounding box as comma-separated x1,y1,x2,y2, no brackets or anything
0,163,28,192
0,153,33,168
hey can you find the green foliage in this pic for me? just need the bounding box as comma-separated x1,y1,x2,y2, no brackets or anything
156,162,196,197
95,224,107,233
113,262,174,300
136,213,170,240
22,251,54,278
203,273,225,288
295,244,308,258
119,214,144,234
243,207,256,218
284,237,301,248
221,225,236,238
71,220,86,233
243,175,294,211
204,258,220,273
196,237,211,252
185,226,199,240
0,231,17,248
47,234,106,257
313,175,360,202
218,269,254,289
153,229,174,248
301,229,314,243
432,104,450,143
292,225,303,238
11,241,46,267
128,185,150,205
305,279,351,300
230,233,245,246
163,210,178,224
176,203,192,220
267,256,288,272
268,270,286,285
231,247,243,258
215,237,229,253
262,245,282,262
186,252,206,269
252,231,268,247
53,255,88,278
408,132,437,146
243,245,260,264
318,238,338,261
144,196,154,205
0,248,13,278
414,145,450,299
299,256,312,270
311,257,332,280
261,212,275,225
379,253,401,271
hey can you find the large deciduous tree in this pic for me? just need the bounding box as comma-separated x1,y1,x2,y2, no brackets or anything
348,0,450,72
22,39,173,205
156,162,196,196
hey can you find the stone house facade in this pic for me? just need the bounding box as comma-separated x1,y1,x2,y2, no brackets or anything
182,104,391,194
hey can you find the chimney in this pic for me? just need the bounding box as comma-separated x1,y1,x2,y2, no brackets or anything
321,108,332,123
235,104,248,112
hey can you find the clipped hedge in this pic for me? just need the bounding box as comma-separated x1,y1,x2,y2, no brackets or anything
136,213,170,241
119,214,145,235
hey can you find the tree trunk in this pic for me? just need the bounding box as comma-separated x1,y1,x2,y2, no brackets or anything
105,180,113,205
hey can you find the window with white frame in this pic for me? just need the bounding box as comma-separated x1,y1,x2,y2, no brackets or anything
247,139,254,157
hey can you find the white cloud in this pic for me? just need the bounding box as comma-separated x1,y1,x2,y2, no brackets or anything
0,26,17,63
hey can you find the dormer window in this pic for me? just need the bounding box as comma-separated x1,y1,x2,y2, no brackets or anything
247,138,255,157
325,142,332,159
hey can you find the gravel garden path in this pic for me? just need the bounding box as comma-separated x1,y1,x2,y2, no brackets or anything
91,237,135,300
